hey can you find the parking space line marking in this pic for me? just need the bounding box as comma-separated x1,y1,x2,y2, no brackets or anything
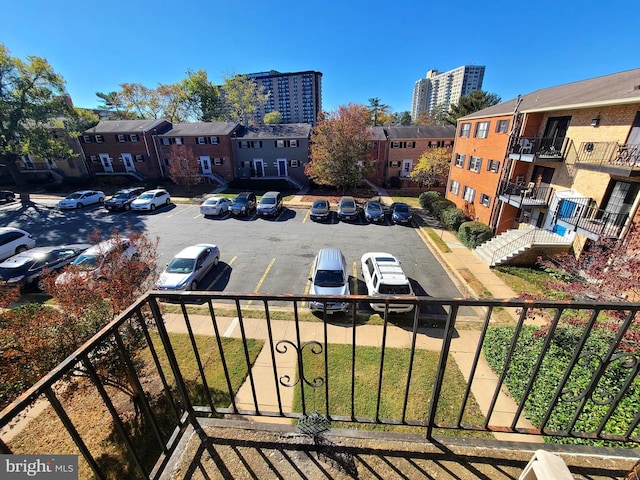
352,261,358,295
168,204,195,217
206,256,237,290
302,209,310,223
247,257,275,305
223,317,239,337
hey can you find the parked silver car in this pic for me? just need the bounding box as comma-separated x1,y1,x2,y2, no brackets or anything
155,244,220,290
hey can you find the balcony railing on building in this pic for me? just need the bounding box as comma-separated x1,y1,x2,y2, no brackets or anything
498,180,554,208
1,292,638,479
576,142,640,175
509,136,568,162
555,197,628,240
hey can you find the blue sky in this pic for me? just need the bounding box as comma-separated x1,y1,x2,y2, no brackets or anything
3,0,639,115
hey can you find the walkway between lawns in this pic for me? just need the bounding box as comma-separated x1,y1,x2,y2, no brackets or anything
163,313,540,443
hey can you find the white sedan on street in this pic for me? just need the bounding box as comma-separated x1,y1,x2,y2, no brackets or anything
200,197,232,217
57,190,105,209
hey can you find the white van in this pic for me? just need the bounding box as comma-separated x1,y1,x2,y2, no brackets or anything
308,248,350,314
360,252,414,313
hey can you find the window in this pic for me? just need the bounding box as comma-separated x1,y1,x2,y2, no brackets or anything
405,141,415,148
391,141,402,148
459,123,471,137
162,138,171,145
197,137,206,144
117,134,126,142
289,139,298,147
449,180,460,195
134,154,144,161
251,140,262,148
480,193,491,207
495,119,509,133
389,161,400,167
95,135,104,143
213,158,223,165
210,136,219,144
463,186,476,203
239,141,249,148
83,135,92,143
175,137,183,145
487,159,500,172
290,159,300,167
474,121,490,138
130,134,138,142
468,156,482,172
89,155,99,163
276,140,285,148
454,153,465,167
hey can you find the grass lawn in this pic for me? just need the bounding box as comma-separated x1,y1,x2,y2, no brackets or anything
7,333,264,480
292,344,491,438
494,265,568,299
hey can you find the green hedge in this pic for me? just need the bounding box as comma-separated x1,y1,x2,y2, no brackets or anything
440,207,468,231
457,221,493,248
418,191,442,210
430,199,457,218
483,325,640,447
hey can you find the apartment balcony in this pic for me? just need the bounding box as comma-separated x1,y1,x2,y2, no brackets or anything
1,292,638,479
509,136,568,162
575,142,640,177
498,180,554,208
556,197,628,240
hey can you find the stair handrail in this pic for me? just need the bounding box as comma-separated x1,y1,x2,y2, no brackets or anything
489,229,570,266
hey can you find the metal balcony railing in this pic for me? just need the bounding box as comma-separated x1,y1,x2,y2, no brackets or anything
510,136,568,160
556,198,628,238
576,142,640,169
498,181,554,207
1,292,639,479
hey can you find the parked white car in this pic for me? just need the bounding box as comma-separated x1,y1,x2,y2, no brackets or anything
360,252,415,313
55,238,137,285
0,227,35,262
57,190,105,209
131,189,171,212
155,244,220,290
200,197,232,217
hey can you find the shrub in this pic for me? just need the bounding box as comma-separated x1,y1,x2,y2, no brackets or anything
458,221,493,248
440,207,469,231
431,199,457,218
418,191,441,210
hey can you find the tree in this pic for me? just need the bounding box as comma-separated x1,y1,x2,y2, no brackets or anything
179,69,222,122
0,44,74,187
398,111,412,126
167,144,201,192
219,73,268,125
409,147,452,187
368,97,388,126
264,111,283,125
95,91,138,119
306,104,373,192
1,229,159,410
444,90,501,125
413,111,437,126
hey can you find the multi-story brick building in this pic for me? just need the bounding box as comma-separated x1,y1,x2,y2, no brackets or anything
81,119,172,181
368,125,456,188
155,122,241,184
446,68,640,264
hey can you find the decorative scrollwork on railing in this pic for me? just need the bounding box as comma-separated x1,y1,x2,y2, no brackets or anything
275,340,325,389
560,351,638,404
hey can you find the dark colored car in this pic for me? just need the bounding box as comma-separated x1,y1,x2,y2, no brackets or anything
104,187,145,211
391,202,414,225
0,191,16,202
309,198,331,222
337,196,359,222
0,244,91,291
229,192,257,216
363,200,386,223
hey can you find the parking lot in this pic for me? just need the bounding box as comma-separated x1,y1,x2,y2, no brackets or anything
0,196,461,312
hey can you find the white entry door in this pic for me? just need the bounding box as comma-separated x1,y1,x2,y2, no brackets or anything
253,159,264,177
401,159,413,177
122,153,136,172
200,156,212,175
99,153,113,173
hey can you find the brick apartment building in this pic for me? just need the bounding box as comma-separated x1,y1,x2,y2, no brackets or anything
446,68,640,264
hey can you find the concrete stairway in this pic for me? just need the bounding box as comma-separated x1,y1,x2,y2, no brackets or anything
474,227,571,266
